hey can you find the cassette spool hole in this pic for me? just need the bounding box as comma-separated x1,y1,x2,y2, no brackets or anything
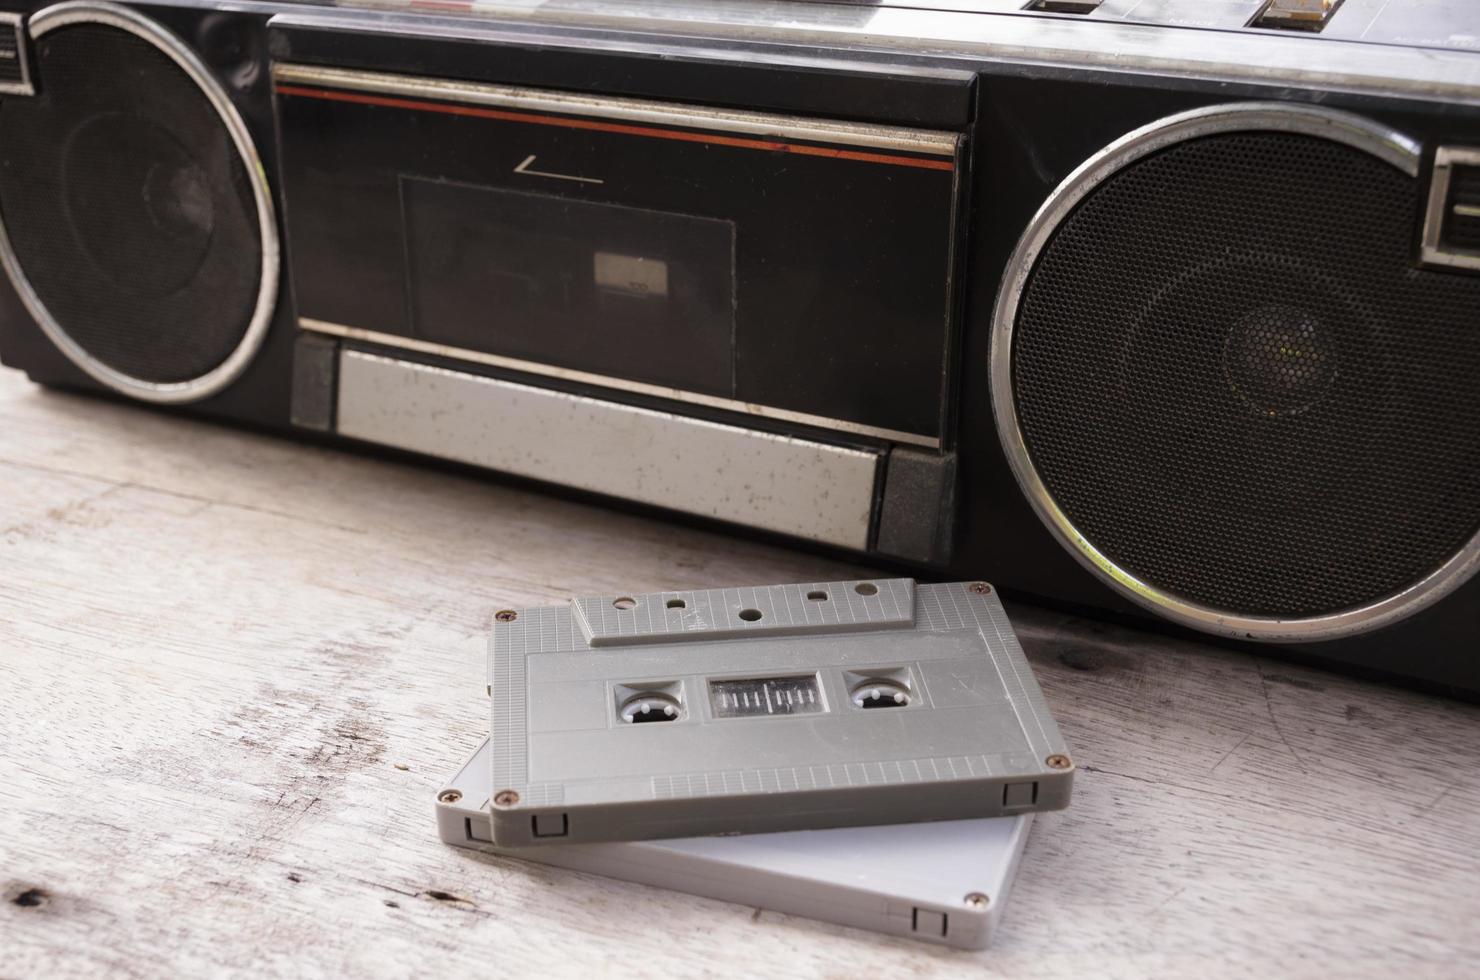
616,681,684,724
855,583,879,596
620,692,681,723
852,680,911,709
738,608,763,622
844,667,915,710
613,596,637,610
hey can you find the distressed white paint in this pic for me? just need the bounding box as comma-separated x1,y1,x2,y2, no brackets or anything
1,366,1477,978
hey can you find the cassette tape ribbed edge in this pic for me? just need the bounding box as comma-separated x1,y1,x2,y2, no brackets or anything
486,578,1074,846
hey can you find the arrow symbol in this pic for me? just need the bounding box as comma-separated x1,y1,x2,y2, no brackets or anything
513,154,604,185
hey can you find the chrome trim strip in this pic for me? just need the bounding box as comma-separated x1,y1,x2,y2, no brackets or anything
0,2,280,404
301,318,941,449
0,12,34,96
1421,145,1480,272
267,3,1480,106
336,350,881,549
271,63,960,157
987,102,1480,643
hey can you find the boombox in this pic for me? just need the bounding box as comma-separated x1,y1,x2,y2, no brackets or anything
1,0,1478,693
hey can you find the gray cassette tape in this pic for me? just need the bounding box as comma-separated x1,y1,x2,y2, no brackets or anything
438,738,1034,950
488,578,1073,845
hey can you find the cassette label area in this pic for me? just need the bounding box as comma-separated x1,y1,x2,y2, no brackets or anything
488,579,1073,846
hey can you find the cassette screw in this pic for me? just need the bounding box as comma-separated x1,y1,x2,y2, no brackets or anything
495,610,517,623
964,893,990,909
969,582,992,595
1046,754,1073,770
493,789,520,807
437,789,462,804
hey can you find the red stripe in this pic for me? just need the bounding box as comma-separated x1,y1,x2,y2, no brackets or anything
274,84,956,172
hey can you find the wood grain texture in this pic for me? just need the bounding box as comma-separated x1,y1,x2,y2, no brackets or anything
1,367,1477,979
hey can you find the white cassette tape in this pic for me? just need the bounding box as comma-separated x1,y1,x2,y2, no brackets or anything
437,738,1034,949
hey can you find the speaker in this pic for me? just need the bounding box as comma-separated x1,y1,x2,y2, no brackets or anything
0,2,279,404
990,104,1480,644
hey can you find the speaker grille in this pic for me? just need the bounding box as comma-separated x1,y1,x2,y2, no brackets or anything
0,20,263,388
1009,127,1480,623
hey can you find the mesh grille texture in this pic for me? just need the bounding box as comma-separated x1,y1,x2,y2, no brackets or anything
1013,131,1480,619
0,23,260,384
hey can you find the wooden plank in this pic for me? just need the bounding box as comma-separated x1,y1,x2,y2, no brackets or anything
1,369,1477,978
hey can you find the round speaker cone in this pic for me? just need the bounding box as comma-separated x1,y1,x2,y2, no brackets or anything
999,108,1480,636
0,11,273,399
1221,301,1337,419
62,111,217,297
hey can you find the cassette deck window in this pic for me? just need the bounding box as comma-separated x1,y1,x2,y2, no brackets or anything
404,178,736,395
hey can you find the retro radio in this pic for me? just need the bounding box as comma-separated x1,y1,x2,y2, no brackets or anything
1,0,1478,692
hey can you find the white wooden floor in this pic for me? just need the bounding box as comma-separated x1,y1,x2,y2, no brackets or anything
2,366,1477,979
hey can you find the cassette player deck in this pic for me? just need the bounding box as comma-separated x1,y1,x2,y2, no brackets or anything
487,578,1073,846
